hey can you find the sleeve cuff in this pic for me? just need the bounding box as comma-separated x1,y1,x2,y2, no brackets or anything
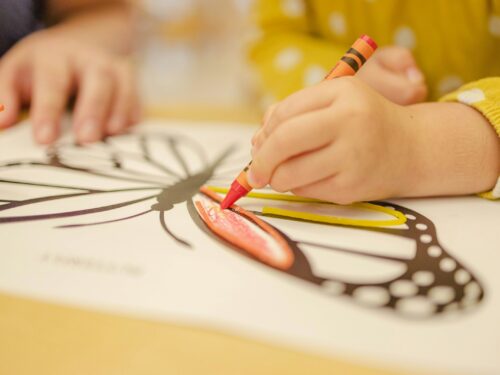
440,77,500,137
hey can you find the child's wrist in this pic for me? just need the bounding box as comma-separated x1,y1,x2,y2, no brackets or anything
397,102,499,197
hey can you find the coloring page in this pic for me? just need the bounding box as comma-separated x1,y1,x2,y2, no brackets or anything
1,120,498,375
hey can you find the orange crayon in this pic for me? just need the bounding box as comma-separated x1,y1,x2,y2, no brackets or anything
0,104,4,112
220,35,378,210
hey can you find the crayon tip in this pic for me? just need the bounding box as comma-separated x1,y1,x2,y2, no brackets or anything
220,182,250,210
220,190,238,210
360,34,378,50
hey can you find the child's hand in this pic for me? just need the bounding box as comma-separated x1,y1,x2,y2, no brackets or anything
357,46,427,105
0,29,139,144
249,77,500,203
249,77,412,204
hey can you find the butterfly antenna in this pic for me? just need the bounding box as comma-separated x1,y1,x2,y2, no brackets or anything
159,211,192,248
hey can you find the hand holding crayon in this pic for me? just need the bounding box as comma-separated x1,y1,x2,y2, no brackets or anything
221,35,378,209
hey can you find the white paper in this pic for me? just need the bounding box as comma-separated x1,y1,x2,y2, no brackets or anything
0,120,499,375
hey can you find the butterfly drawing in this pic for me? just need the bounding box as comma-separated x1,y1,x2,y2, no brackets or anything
0,126,485,319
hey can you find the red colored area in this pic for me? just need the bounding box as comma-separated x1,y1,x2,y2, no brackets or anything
220,180,249,209
360,34,378,50
196,186,294,270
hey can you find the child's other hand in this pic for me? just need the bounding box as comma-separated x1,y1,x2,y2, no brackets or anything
249,77,412,204
357,46,427,105
0,30,140,144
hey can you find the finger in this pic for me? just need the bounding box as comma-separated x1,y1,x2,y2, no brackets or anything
366,67,427,105
0,63,22,129
269,143,338,192
248,108,335,188
377,47,424,84
73,63,115,143
263,81,341,140
376,47,416,73
252,103,277,146
106,63,136,135
30,57,72,144
291,175,356,205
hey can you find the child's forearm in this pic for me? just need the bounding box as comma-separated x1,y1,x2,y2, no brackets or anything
45,1,135,55
403,102,500,197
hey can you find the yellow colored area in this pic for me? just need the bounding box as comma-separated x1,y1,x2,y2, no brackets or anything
207,186,407,228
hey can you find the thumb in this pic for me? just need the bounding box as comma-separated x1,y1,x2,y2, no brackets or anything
376,46,424,84
366,65,427,105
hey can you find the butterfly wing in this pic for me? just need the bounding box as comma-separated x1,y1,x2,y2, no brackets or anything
192,189,485,319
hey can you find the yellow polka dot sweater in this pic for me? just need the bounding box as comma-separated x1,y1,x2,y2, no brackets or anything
249,0,500,198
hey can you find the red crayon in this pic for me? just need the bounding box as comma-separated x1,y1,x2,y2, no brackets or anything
220,35,378,210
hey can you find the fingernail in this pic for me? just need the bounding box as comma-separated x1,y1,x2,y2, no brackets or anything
36,123,55,144
78,120,101,142
407,67,424,84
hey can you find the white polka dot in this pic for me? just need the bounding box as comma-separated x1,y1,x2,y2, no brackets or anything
322,280,345,295
437,75,463,95
427,245,442,257
406,214,416,220
303,65,327,86
457,88,486,105
420,234,432,244
281,0,305,17
489,15,500,37
428,286,455,305
416,223,428,231
353,286,390,307
274,48,303,71
329,12,346,35
440,258,457,272
390,280,418,297
454,269,471,285
413,271,434,286
464,281,482,301
394,26,416,49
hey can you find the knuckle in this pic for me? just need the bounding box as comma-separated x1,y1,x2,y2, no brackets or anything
271,102,290,125
270,127,292,150
271,166,293,193
270,179,289,193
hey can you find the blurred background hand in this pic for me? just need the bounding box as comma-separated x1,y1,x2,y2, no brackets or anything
357,46,428,105
0,0,138,144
